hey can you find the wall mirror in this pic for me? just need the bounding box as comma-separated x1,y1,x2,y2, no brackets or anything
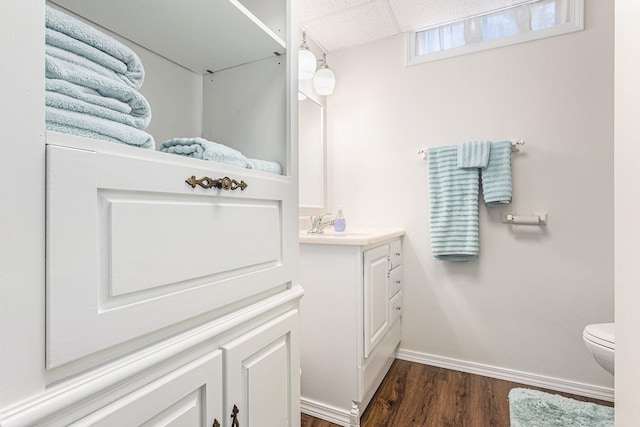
298,89,326,216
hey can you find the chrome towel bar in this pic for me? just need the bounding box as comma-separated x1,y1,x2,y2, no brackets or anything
418,139,524,159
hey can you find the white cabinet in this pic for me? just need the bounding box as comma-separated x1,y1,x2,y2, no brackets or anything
223,310,300,427
45,136,295,369
0,297,301,427
363,245,392,358
299,231,404,427
70,351,224,427
0,0,300,424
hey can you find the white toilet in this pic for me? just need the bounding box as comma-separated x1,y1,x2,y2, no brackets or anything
583,323,615,375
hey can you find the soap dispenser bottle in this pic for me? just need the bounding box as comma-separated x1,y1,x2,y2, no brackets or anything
333,206,346,232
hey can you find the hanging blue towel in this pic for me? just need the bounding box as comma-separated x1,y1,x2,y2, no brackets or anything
428,145,480,262
481,141,512,205
457,141,490,168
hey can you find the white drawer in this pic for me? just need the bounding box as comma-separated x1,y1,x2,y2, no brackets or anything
46,142,293,368
389,239,402,270
390,291,402,324
388,265,402,298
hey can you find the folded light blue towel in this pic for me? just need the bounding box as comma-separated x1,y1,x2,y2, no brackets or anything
428,145,480,262
46,106,155,149
458,141,490,168
45,6,144,89
481,141,512,205
46,78,132,114
160,138,249,168
247,158,283,175
46,44,138,91
46,55,151,121
46,91,150,130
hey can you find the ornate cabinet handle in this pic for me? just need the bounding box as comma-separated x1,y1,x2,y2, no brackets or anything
186,176,248,191
231,404,240,427
213,419,220,427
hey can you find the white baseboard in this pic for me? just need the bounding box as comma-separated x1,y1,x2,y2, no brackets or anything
300,398,351,427
396,348,614,402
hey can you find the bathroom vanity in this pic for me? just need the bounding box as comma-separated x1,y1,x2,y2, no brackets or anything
299,229,404,427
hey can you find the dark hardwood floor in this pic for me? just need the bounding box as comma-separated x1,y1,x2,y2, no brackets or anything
300,359,613,427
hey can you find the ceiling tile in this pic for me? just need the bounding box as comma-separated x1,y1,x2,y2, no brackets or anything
388,0,532,32
298,0,372,24
301,0,399,52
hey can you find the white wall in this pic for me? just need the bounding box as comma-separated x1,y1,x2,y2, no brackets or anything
325,1,614,391
614,1,640,423
202,55,286,166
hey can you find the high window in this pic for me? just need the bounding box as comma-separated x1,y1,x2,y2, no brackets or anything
407,0,584,65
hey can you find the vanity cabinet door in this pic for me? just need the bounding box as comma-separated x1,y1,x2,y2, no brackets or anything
222,309,300,427
363,245,391,358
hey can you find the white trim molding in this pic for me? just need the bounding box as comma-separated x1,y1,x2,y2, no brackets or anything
301,398,352,427
396,348,614,402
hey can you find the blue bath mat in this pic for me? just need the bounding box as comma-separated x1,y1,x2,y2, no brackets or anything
508,388,614,427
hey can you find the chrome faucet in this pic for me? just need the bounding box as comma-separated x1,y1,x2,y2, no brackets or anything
308,213,335,234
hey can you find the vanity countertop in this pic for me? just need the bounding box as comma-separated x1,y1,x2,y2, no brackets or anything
299,228,404,246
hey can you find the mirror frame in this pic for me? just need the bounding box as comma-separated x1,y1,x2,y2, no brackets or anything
298,85,327,217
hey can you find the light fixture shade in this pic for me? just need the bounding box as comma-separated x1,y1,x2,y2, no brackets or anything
299,49,317,80
313,67,336,96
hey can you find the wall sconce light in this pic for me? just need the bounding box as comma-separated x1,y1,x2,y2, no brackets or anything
299,31,337,96
312,53,336,96
298,31,317,81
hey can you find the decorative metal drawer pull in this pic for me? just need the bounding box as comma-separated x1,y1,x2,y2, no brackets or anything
213,419,220,427
186,176,248,191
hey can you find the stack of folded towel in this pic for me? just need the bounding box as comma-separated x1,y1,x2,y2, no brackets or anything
160,137,283,175
428,140,513,261
45,6,154,149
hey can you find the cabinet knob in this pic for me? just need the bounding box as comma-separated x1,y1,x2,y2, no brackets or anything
231,404,240,427
395,280,401,284
213,420,220,427
395,306,402,311
395,252,401,257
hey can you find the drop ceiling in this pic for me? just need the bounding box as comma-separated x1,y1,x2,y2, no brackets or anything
299,0,532,52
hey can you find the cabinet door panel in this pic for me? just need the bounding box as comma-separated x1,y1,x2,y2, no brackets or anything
70,351,223,426
223,310,299,427
363,245,390,358
46,143,293,368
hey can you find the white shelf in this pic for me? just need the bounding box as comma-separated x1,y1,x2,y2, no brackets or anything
51,0,286,74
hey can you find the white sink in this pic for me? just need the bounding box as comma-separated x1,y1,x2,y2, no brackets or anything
299,228,404,246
